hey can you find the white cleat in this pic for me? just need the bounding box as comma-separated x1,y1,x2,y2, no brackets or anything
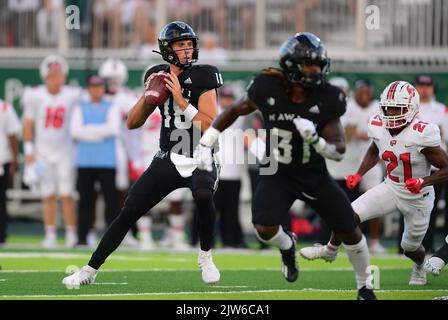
65,234,78,249
62,265,97,287
299,244,338,262
423,257,445,276
86,230,97,248
140,240,157,251
369,242,386,254
122,232,139,247
409,263,427,285
42,236,58,249
198,250,220,285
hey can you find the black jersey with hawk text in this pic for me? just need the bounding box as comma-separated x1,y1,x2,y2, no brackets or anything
144,64,223,157
247,72,346,189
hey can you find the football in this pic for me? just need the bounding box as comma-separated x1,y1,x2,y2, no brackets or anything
144,72,170,106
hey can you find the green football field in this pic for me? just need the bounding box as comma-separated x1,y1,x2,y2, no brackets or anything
0,236,447,300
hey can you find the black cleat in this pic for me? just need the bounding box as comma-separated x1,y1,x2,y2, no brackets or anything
280,231,299,283
357,286,377,300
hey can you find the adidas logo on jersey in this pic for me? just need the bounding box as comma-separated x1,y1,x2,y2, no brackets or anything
184,77,192,84
308,105,320,114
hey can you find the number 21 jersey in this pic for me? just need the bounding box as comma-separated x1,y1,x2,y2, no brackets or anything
368,115,441,199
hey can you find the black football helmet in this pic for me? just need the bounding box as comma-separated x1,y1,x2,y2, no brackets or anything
157,21,199,68
279,32,330,87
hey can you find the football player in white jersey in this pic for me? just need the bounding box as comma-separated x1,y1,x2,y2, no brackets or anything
300,81,448,285
22,55,80,248
99,58,140,247
412,75,447,254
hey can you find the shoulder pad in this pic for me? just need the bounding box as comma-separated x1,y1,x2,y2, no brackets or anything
143,64,169,85
191,64,223,90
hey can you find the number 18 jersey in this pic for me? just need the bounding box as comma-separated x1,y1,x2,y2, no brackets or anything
368,115,441,199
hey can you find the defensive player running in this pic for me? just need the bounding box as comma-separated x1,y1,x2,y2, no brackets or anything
424,234,448,276
195,32,376,300
62,21,223,286
300,81,448,285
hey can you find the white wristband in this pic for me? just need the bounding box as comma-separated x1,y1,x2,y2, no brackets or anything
313,137,344,161
24,142,34,156
200,126,221,147
183,104,199,122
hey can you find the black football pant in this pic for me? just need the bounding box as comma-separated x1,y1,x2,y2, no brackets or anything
0,164,10,243
89,151,218,269
77,168,119,244
317,179,361,244
252,174,358,235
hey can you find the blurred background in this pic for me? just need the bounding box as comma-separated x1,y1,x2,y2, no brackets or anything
0,0,447,252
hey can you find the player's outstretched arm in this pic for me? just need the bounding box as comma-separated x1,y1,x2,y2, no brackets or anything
127,95,158,130
419,146,448,188
195,96,258,171
356,141,380,176
199,96,258,146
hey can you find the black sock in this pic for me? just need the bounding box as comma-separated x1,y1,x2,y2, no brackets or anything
193,189,216,251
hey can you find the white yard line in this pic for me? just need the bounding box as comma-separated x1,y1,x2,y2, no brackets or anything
92,282,128,285
1,288,448,299
0,266,411,273
0,252,187,262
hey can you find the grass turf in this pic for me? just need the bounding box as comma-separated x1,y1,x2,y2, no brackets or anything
0,237,447,300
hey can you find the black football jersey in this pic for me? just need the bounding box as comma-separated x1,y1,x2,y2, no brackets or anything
144,64,223,157
247,73,346,188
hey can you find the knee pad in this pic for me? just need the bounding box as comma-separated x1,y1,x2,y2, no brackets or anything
400,239,420,253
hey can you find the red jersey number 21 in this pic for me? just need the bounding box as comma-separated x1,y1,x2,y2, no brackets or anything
382,151,412,183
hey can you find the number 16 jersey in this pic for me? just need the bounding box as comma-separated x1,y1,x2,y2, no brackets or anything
368,115,441,200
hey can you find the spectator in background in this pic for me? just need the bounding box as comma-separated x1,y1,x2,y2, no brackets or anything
198,32,228,65
121,0,155,47
137,21,158,60
225,0,256,49
399,74,447,254
7,0,40,47
36,0,66,48
167,0,204,29
214,86,246,248
0,100,21,246
92,0,122,48
70,75,121,247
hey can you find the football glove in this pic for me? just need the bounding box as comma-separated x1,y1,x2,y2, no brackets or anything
346,173,362,189
193,144,214,172
405,178,424,194
293,117,319,145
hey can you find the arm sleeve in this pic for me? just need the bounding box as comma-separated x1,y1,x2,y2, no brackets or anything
417,123,441,152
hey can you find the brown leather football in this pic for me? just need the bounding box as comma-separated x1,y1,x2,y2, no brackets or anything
144,72,170,106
